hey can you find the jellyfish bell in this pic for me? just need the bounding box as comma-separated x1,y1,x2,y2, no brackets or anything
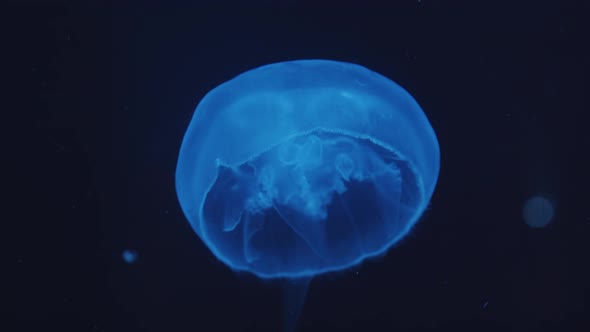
176,59,440,278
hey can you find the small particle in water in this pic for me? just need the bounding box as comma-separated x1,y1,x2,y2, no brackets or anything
482,301,489,309
523,196,555,228
122,249,138,264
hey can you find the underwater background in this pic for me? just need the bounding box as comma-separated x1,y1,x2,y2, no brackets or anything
7,1,588,331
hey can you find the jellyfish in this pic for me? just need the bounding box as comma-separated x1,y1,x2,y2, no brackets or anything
175,59,439,330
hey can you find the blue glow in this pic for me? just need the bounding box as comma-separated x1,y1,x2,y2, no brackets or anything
176,60,440,279
122,249,138,264
523,196,554,228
